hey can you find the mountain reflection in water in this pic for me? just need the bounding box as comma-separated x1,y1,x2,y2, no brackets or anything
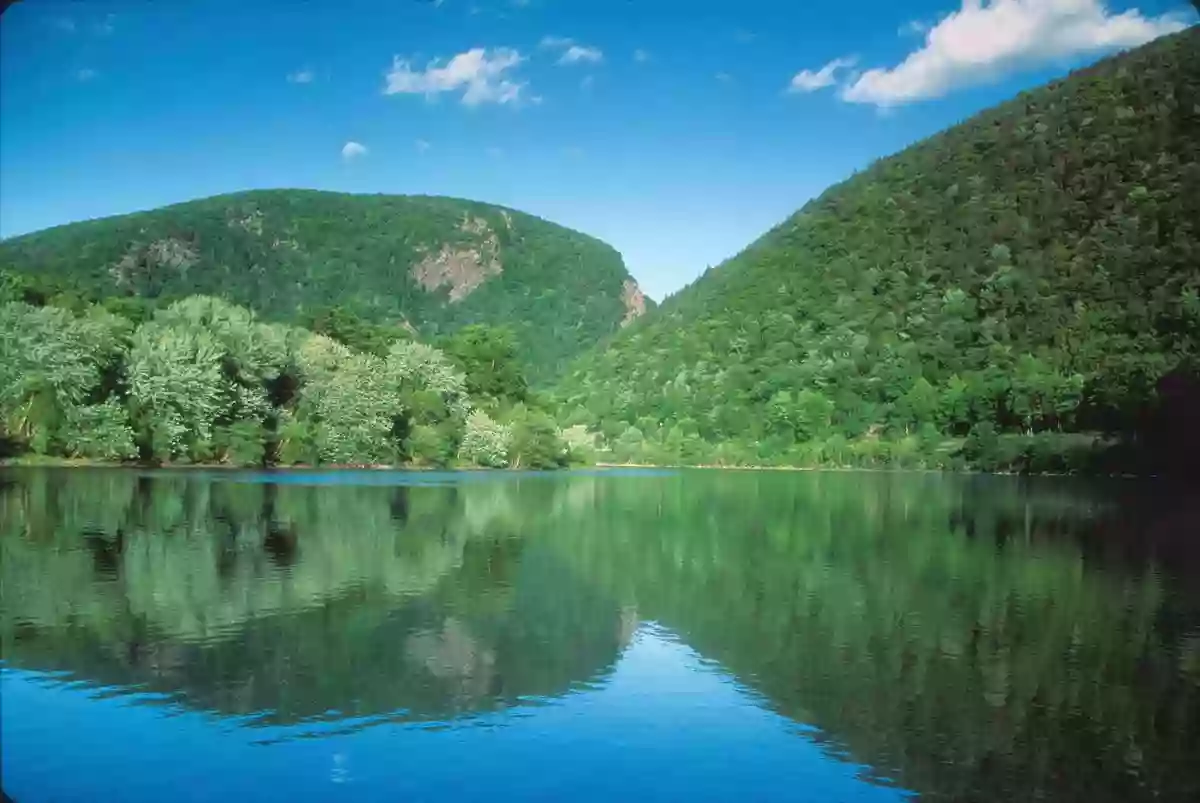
2,467,1198,803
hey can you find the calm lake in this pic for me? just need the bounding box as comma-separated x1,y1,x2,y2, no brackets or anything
1,467,1197,802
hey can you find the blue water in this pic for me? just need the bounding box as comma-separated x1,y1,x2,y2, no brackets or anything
3,625,904,803
2,468,1197,802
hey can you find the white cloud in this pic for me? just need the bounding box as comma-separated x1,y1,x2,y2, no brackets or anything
51,15,114,36
559,45,603,65
415,139,432,153
383,47,529,106
841,0,1188,107
288,68,315,84
715,71,735,85
342,141,368,160
899,19,930,36
788,57,856,92
540,36,603,65
76,68,98,82
633,48,651,63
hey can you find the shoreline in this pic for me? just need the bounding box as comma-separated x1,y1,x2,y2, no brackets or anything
0,456,1156,480
594,462,1147,478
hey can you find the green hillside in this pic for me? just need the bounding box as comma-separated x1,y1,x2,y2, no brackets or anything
555,28,1200,473
0,189,650,380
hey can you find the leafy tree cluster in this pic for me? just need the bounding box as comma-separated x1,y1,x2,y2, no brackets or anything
0,295,576,468
0,190,650,381
554,29,1200,475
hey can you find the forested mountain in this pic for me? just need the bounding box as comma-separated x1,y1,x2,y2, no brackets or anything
555,28,1200,473
0,190,649,379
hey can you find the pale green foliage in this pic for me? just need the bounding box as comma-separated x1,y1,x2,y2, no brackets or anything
296,330,354,378
159,296,293,380
504,404,568,469
290,333,485,466
0,303,129,453
60,401,138,460
126,320,227,460
154,297,293,423
2,293,556,470
124,298,305,462
385,341,471,418
559,424,599,465
560,425,597,452
459,410,511,468
294,334,402,464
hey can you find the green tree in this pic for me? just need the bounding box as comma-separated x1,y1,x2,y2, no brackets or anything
60,400,138,461
896,376,941,432
0,303,130,454
505,404,567,469
459,410,511,467
442,324,528,407
794,390,835,442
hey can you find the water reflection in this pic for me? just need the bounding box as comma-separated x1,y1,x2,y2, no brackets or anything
2,468,1198,802
1,470,632,726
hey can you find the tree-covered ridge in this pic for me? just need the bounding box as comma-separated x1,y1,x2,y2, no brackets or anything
0,189,651,380
0,295,577,469
555,29,1200,473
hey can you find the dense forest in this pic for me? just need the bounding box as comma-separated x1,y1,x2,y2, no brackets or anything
554,29,1200,475
0,294,580,469
3,32,1199,475
0,190,650,380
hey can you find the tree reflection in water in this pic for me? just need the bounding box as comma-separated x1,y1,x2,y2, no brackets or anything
1,467,1197,801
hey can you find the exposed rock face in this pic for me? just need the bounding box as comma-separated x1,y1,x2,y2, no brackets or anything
227,206,301,251
411,214,503,302
109,236,200,288
620,279,647,327
228,208,264,235
458,215,490,236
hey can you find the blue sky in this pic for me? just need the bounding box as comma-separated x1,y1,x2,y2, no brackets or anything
1,0,1194,300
